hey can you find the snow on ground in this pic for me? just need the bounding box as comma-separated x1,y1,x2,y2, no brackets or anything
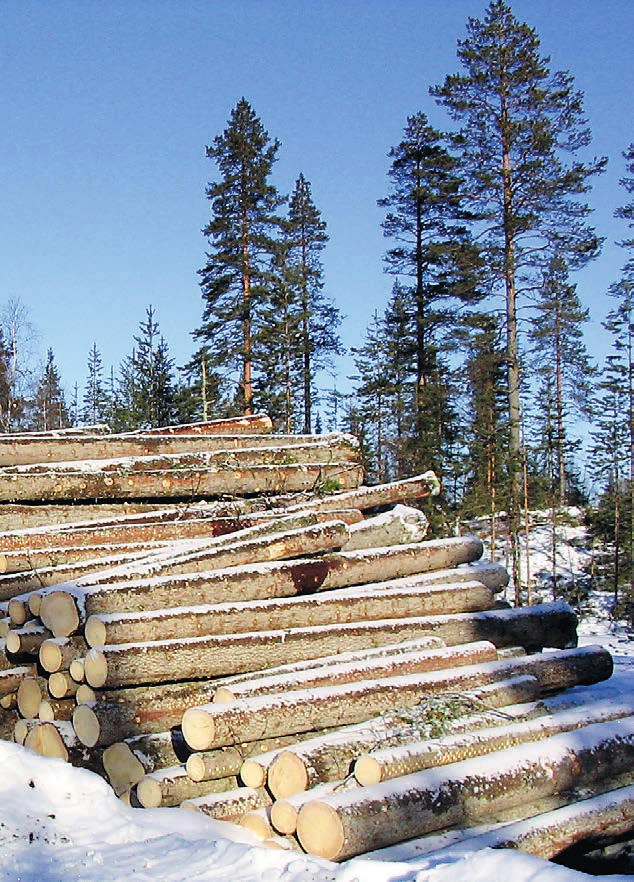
1,513,632,882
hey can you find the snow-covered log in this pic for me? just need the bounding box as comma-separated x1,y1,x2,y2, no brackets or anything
354,697,634,785
181,645,611,752
295,716,634,860
84,580,496,648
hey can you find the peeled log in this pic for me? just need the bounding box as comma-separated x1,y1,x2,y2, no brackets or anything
296,716,634,861
354,698,634,786
84,580,495,648
214,639,499,705
182,645,610,752
84,602,580,691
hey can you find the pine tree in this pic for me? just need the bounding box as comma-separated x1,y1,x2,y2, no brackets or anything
431,1,606,599
195,99,284,415
32,348,69,430
254,241,303,431
589,144,634,617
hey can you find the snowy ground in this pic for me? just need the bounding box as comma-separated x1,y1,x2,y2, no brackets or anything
1,515,632,882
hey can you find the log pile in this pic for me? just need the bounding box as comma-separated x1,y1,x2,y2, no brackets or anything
0,416,630,866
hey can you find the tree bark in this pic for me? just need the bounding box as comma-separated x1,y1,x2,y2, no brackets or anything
0,664,36,697
0,461,363,503
265,675,542,800
181,786,272,822
284,472,441,512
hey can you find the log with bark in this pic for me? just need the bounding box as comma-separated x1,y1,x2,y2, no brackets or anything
136,765,238,808
262,675,542,800
0,459,363,503
81,602,580,691
83,580,496,648
284,472,441,512
39,636,87,673
181,786,272,822
295,716,634,861
37,517,352,637
0,664,36,698
51,560,508,647
180,645,612,752
5,622,52,655
213,640,499,705
354,697,634,786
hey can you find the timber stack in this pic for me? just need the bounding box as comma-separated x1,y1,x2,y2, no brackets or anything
0,415,631,866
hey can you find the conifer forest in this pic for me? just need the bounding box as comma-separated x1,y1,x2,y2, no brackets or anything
1,2,631,608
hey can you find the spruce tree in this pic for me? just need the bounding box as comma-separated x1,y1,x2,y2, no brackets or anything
195,99,284,415
286,174,340,433
530,256,594,506
32,348,69,430
82,343,110,427
431,1,606,598
378,112,480,482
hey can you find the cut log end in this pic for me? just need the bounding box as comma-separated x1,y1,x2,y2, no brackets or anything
84,649,108,688
296,801,344,861
239,758,267,789
213,687,236,704
39,592,80,638
270,800,300,835
354,755,381,787
136,776,163,809
103,743,146,796
267,750,310,799
39,640,64,673
85,616,107,649
181,707,216,751
73,704,100,748
24,722,69,762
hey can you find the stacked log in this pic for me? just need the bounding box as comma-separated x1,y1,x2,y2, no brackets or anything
0,418,627,867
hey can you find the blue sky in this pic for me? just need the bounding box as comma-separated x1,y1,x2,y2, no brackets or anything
0,0,632,401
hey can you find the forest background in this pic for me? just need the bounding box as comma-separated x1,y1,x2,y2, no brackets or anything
0,1,631,606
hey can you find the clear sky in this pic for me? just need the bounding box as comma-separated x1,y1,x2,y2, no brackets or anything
0,0,632,401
